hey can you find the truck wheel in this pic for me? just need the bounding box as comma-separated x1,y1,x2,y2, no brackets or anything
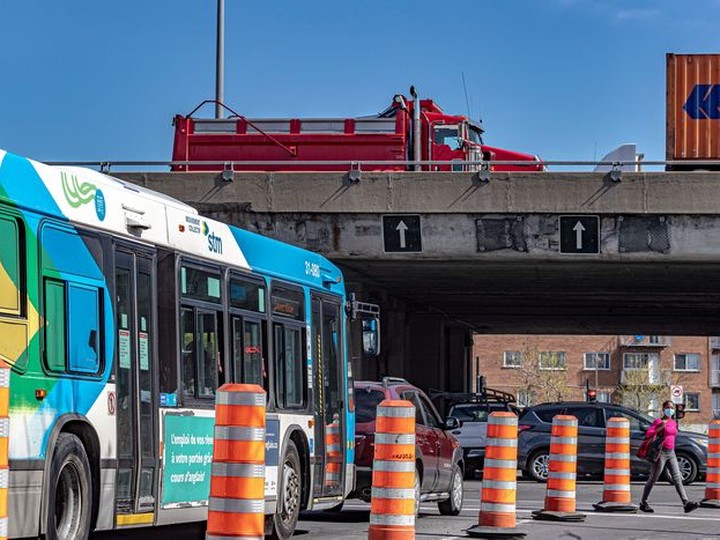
438,464,463,516
45,433,92,540
270,440,302,540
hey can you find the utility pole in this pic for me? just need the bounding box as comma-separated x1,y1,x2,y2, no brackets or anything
215,0,225,119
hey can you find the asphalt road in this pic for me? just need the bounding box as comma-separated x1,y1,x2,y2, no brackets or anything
89,479,720,540
300,479,720,540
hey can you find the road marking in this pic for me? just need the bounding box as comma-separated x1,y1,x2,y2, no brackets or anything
345,502,720,523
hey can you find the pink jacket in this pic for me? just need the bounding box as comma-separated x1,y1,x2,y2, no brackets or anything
646,418,677,450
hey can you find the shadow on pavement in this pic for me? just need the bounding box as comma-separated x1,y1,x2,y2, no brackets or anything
301,510,370,523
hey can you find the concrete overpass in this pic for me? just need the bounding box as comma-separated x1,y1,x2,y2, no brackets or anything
118,169,720,390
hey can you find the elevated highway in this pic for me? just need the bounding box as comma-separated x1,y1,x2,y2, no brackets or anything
118,169,720,388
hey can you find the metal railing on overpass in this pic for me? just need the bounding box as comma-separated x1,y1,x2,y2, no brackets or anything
44,158,720,174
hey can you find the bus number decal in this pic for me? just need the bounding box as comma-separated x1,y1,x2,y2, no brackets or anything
304,261,320,278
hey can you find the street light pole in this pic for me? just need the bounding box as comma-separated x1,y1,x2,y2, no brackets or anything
215,0,225,119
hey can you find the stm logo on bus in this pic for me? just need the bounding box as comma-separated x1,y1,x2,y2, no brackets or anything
207,231,223,254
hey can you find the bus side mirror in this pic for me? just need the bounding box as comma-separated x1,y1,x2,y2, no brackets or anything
362,317,380,357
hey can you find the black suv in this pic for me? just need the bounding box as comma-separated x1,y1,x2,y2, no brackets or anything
518,402,708,484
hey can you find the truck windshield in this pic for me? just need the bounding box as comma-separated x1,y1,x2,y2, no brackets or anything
468,125,483,145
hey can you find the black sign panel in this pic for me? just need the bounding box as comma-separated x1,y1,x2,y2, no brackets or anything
560,215,600,254
383,215,422,252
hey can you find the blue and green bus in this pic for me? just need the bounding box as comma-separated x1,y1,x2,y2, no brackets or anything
0,148,379,539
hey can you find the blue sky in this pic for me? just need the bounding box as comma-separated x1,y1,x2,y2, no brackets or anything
1,1,719,165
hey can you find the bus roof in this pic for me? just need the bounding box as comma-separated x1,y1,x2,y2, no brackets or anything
0,149,344,294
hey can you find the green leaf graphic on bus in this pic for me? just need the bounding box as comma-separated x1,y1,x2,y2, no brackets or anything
61,172,96,208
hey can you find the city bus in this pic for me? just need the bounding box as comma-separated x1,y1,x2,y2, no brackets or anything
0,148,379,539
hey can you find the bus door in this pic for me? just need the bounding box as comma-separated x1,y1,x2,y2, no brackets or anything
114,248,158,517
311,295,345,498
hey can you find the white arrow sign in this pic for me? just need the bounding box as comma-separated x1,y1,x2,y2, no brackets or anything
396,220,408,249
573,221,586,250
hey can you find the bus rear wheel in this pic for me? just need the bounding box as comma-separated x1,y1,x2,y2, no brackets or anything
270,440,301,540
45,433,92,540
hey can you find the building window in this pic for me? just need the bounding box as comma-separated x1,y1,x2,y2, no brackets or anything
539,351,566,370
674,353,701,372
684,392,700,412
712,391,720,419
624,353,651,369
503,351,522,368
584,352,610,370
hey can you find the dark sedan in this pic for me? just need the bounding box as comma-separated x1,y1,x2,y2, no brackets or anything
518,402,708,484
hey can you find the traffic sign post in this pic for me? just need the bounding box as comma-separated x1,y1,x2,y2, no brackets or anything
670,385,684,405
559,215,600,254
382,215,422,252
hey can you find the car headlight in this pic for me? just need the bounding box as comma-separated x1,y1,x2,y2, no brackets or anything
690,437,708,448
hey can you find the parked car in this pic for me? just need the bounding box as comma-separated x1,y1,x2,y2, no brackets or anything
431,387,518,478
351,377,465,515
518,401,708,484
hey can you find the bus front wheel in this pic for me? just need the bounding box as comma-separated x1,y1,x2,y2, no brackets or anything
45,433,92,540
271,440,301,540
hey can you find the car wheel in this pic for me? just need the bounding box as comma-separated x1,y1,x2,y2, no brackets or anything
526,449,550,483
438,464,463,516
665,452,699,485
413,467,421,518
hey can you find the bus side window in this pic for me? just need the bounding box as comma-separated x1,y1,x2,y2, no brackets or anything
181,308,195,399
274,323,305,409
233,317,266,388
0,216,22,316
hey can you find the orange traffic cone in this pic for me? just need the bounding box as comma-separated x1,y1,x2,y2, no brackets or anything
0,362,9,540
701,419,720,508
593,417,638,513
467,412,526,538
532,415,585,522
367,399,416,540
207,384,266,540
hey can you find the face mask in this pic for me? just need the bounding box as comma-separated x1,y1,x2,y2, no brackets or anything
664,408,674,417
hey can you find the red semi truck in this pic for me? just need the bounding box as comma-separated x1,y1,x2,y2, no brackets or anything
171,89,543,172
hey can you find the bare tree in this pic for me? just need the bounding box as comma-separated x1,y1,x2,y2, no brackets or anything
615,357,690,416
513,343,572,405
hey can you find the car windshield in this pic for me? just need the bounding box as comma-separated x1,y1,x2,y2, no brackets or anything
355,388,385,423
448,403,490,422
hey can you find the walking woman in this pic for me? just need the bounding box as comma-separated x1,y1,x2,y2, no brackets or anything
639,400,699,513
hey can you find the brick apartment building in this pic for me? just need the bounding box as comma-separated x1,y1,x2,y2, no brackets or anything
474,334,720,433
